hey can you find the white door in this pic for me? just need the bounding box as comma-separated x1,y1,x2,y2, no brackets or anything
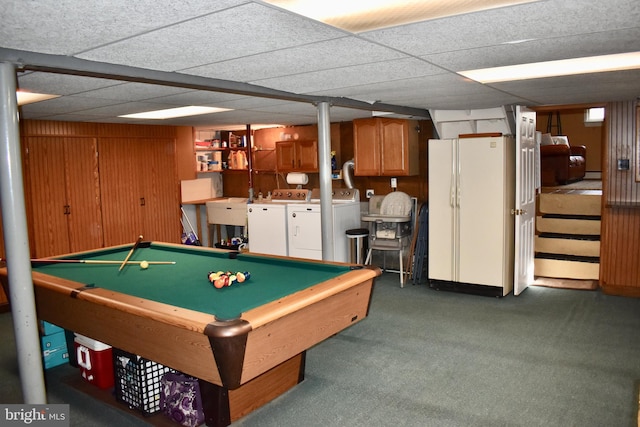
514,106,537,295
428,139,457,281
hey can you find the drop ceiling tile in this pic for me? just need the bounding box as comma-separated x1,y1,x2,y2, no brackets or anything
19,95,123,117
361,0,640,56
78,82,194,102
32,113,124,123
150,90,247,106
492,69,640,104
249,102,319,116
1,0,247,55
78,100,185,117
311,73,532,110
17,72,121,95
214,97,299,110
185,108,316,127
185,36,407,82
252,57,442,94
76,3,345,72
425,28,640,71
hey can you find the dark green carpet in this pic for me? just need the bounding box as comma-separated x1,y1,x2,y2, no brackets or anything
1,274,639,426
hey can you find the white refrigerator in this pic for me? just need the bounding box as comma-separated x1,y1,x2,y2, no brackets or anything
428,135,515,296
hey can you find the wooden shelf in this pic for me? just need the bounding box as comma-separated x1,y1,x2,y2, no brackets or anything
196,147,248,152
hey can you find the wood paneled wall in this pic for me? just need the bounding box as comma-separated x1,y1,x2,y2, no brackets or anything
18,120,184,255
600,101,640,297
21,120,179,139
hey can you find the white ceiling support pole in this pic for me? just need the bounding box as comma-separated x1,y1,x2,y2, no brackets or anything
316,101,335,261
0,61,47,403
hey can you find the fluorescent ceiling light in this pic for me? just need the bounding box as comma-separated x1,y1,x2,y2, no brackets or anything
459,52,640,83
119,106,232,120
16,91,60,106
264,0,539,32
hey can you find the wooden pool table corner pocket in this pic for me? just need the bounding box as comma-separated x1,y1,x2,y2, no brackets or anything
204,318,252,390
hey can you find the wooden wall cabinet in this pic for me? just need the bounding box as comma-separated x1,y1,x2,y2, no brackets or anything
275,140,318,172
25,136,103,257
353,118,419,176
98,137,180,246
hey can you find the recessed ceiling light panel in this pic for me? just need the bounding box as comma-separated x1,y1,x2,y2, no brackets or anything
265,0,540,32
459,52,640,83
16,91,60,106
119,106,232,120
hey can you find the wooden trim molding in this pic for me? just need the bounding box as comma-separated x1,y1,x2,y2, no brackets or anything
636,105,640,183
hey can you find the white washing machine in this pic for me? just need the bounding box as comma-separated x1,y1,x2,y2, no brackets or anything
287,189,360,263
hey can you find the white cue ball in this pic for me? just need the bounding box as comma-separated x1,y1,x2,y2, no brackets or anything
140,261,149,269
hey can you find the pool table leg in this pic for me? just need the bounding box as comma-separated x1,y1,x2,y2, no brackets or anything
199,352,306,427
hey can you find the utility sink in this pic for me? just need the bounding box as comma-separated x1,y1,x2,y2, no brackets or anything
213,197,248,204
205,198,248,226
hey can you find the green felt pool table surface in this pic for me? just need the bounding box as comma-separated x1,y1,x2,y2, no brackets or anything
33,242,352,320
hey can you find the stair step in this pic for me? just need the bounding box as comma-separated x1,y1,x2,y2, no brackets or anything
538,232,599,240
535,235,600,257
534,257,600,280
532,277,598,290
539,192,601,216
536,252,599,263
536,216,601,235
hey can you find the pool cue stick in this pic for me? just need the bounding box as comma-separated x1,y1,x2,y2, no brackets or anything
119,235,144,271
25,259,175,265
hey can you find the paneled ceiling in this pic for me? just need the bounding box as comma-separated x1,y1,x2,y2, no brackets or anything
2,0,639,129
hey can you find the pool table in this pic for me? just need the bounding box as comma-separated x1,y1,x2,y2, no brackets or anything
0,242,380,426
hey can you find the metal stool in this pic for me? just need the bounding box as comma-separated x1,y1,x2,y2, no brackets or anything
346,228,369,264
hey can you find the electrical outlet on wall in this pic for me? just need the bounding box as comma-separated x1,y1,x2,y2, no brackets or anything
366,189,374,198
390,178,397,188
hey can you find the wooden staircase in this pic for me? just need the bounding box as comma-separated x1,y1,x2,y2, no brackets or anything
534,188,602,285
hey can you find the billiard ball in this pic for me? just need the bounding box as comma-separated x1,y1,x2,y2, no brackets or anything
213,277,226,289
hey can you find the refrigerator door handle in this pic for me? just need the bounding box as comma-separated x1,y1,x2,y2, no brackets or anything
450,173,456,207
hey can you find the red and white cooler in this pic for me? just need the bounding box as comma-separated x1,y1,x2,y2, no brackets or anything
74,334,114,389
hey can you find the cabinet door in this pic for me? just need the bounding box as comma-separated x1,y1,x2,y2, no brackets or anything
26,137,70,256
138,138,180,242
26,136,102,257
353,119,380,176
296,140,318,171
276,141,296,171
99,138,180,246
64,138,103,252
98,138,144,246
380,119,410,176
